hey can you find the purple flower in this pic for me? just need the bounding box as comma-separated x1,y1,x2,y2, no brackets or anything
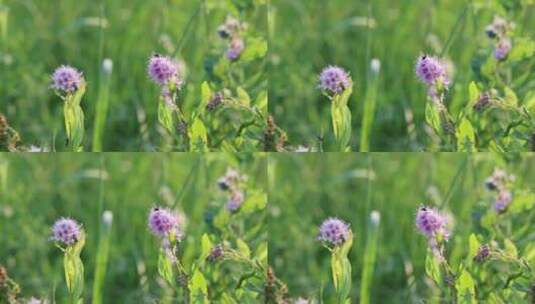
415,207,449,239
52,218,82,246
148,207,181,238
317,217,351,246
415,55,449,87
226,37,245,61
494,39,512,61
494,190,512,213
51,65,84,93
147,55,183,87
318,66,351,95
206,243,224,263
226,190,244,212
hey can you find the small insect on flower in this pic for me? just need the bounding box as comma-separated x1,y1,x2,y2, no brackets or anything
226,37,245,61
494,38,512,61
148,207,182,238
415,55,449,87
226,190,245,212
317,217,351,247
206,243,224,263
52,218,82,246
51,65,84,94
494,190,512,213
415,207,449,240
147,54,183,88
318,66,352,95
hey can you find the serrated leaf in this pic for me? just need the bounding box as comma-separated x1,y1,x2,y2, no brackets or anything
189,269,209,303
425,102,441,134
468,82,480,107
504,87,518,107
158,249,174,285
241,191,267,213
157,100,175,133
240,37,267,61
504,239,518,259
200,233,213,261
468,234,480,260
425,250,442,285
199,81,212,111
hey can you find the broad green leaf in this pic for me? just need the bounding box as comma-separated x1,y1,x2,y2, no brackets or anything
199,81,212,111
200,233,213,261
157,249,174,285
255,90,267,113
425,102,441,134
455,269,477,304
241,191,267,213
508,37,535,61
468,82,480,107
236,239,251,259
213,209,230,232
240,37,267,61
504,87,518,107
456,118,476,152
157,100,175,133
504,239,518,259
189,269,209,303
254,241,268,266
189,117,208,152
468,234,480,260
425,250,442,285
236,87,250,107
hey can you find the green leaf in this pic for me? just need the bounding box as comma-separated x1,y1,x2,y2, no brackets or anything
236,239,251,259
255,90,267,114
189,269,209,303
157,100,175,133
504,239,518,259
504,87,518,107
241,191,267,213
200,233,213,261
189,117,208,152
63,84,86,151
456,118,476,152
468,82,480,108
455,269,477,304
240,37,267,62
157,248,174,285
331,86,353,151
468,234,480,260
425,102,441,134
236,87,251,107
508,37,535,61
199,81,212,112
254,241,268,266
425,250,442,285
64,231,85,302
331,231,353,303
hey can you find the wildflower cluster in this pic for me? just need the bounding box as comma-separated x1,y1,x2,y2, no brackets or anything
415,55,450,101
147,54,185,108
485,16,514,61
484,168,515,213
217,168,247,213
415,206,450,260
217,16,247,61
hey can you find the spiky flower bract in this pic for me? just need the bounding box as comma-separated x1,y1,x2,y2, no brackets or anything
317,217,351,247
52,217,82,246
51,65,84,94
318,66,351,95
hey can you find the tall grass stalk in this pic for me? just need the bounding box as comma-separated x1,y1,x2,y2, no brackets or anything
359,211,380,304
92,59,113,152
360,59,380,152
91,211,113,304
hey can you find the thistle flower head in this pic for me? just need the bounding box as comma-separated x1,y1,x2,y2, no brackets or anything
51,218,82,246
494,190,512,213
317,217,351,246
147,55,183,87
206,243,224,263
415,55,449,87
473,244,491,263
51,65,84,93
226,37,245,61
318,65,351,95
494,38,512,61
148,207,182,238
226,190,245,212
415,207,449,240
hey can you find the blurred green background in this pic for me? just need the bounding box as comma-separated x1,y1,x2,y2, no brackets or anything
268,0,535,151
268,153,535,303
0,153,267,302
0,0,266,151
